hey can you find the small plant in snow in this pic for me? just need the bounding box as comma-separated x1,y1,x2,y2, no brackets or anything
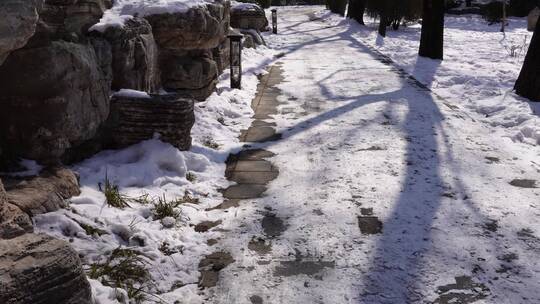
202,137,220,150
130,193,152,205
99,173,130,209
88,247,151,303
179,192,200,205
152,195,182,220
79,222,108,237
158,241,183,256
503,34,529,58
186,171,197,182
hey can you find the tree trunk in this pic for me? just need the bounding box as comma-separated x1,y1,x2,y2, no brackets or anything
378,15,387,37
515,19,540,101
419,0,445,59
347,0,366,25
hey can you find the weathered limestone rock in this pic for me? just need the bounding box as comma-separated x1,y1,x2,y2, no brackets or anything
0,179,33,239
0,41,111,163
27,0,112,46
0,0,43,65
240,29,266,48
230,3,269,32
0,233,92,304
105,94,195,150
160,52,218,101
94,17,160,92
213,38,230,74
2,167,80,217
145,0,230,51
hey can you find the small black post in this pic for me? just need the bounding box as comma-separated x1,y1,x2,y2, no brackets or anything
271,9,278,34
228,33,243,89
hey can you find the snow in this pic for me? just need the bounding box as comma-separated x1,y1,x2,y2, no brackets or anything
231,1,262,11
207,6,540,304
34,42,276,302
90,0,216,32
318,11,540,146
0,159,43,177
31,5,540,304
112,88,151,99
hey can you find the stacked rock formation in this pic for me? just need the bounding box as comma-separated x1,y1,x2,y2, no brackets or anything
0,1,234,302
230,2,269,48
0,0,113,165
146,0,231,100
105,94,195,150
0,0,232,166
0,172,91,303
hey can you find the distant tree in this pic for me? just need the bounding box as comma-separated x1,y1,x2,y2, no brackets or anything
366,0,422,36
515,18,540,101
419,0,445,59
328,0,347,16
347,0,366,25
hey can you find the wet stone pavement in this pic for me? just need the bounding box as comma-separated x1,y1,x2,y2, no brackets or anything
198,64,285,293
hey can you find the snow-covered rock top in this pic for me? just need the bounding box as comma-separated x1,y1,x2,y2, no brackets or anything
90,0,217,32
231,1,261,11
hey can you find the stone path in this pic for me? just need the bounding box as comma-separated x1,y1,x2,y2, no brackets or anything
221,64,284,205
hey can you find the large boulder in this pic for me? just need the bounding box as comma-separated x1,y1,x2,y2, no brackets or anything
104,93,195,150
0,179,33,240
0,41,112,164
230,3,268,32
160,51,218,101
145,0,230,51
0,0,43,65
2,167,80,217
27,0,112,46
0,233,92,304
93,17,160,92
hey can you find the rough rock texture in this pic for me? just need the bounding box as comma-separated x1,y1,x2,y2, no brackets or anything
27,0,112,46
94,17,160,92
0,179,33,240
213,38,230,74
2,167,80,217
0,41,111,163
144,0,230,100
0,233,92,304
161,52,218,101
240,29,266,48
105,94,195,150
0,0,43,65
230,3,269,32
145,0,230,51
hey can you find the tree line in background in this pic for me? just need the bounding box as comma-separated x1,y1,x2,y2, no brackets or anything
326,0,540,101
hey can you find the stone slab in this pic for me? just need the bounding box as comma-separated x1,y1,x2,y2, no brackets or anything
228,171,278,184
222,184,267,199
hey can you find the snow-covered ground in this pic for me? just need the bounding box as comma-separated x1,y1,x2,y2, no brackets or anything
34,45,275,302
323,10,539,146
209,6,540,304
34,4,540,304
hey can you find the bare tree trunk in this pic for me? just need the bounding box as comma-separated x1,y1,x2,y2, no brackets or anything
378,15,387,37
515,19,540,101
419,0,445,59
347,0,366,25
501,1,506,32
